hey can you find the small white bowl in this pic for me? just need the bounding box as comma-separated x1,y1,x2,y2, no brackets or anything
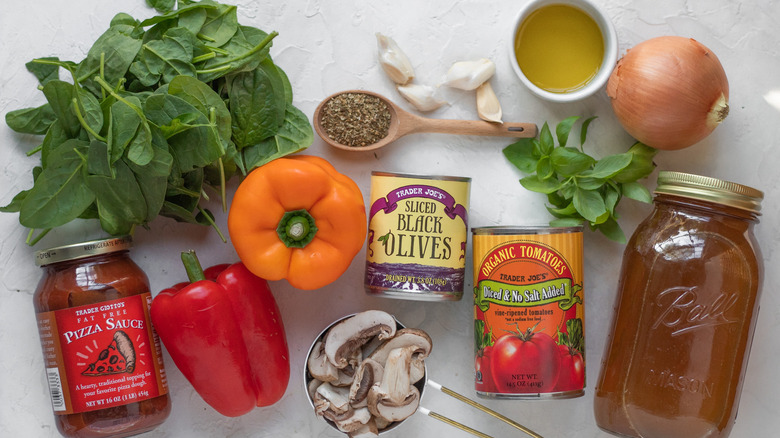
508,0,618,102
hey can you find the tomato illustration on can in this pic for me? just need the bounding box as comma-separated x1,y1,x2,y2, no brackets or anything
472,226,585,399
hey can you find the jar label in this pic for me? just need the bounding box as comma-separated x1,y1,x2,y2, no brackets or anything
36,293,168,414
472,231,585,396
365,174,470,299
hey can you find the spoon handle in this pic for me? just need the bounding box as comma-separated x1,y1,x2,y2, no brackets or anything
406,117,537,138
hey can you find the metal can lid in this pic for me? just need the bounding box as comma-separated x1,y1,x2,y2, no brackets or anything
35,236,133,266
655,171,763,214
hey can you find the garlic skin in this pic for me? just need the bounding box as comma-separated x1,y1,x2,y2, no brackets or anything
443,58,496,90
396,84,447,112
376,33,415,85
476,81,502,123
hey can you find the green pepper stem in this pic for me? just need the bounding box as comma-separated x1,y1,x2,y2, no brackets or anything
277,209,317,248
181,250,207,283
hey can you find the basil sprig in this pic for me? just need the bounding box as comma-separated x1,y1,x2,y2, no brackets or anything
3,0,313,245
503,117,657,243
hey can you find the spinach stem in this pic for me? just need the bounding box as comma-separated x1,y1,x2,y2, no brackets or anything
192,52,216,64
198,30,278,71
71,98,106,142
27,228,51,246
197,207,227,243
27,144,43,156
99,52,106,100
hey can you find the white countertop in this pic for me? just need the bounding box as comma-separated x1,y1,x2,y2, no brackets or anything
1,1,779,437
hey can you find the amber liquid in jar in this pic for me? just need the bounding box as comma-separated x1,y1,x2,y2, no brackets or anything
34,238,170,438
594,172,763,438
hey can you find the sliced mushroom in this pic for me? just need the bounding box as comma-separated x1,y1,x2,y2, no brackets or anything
368,328,432,383
325,310,397,368
334,407,373,433
367,346,421,423
374,416,392,431
308,340,339,382
348,418,380,438
315,382,351,417
349,358,384,408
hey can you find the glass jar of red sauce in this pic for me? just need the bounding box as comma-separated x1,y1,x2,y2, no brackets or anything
33,236,170,438
594,171,764,438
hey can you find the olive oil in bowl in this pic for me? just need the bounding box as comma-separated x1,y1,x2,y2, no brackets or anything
514,4,605,93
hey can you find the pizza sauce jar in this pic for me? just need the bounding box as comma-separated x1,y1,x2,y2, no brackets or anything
365,172,471,301
594,172,764,438
33,237,170,438
472,226,584,399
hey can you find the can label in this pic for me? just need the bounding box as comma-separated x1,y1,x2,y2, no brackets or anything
473,229,584,397
365,173,470,300
36,293,168,414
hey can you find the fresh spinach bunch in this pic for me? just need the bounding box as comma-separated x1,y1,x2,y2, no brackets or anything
503,117,657,243
2,0,313,245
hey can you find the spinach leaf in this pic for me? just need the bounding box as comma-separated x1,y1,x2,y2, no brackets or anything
42,80,81,138
200,3,238,47
126,127,174,222
242,104,313,171
19,139,95,229
5,104,57,135
227,58,286,148
139,0,218,27
25,57,60,85
87,157,148,235
75,25,142,95
107,96,153,166
168,75,231,144
146,0,176,13
130,27,197,87
196,26,273,82
144,93,224,173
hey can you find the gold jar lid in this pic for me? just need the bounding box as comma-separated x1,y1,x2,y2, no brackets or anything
655,171,763,214
35,236,133,266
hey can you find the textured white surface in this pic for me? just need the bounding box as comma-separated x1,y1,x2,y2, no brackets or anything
1,1,779,437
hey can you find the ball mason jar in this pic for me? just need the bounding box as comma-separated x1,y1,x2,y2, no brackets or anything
594,171,764,438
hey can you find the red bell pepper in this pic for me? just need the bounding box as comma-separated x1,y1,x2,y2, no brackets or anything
150,251,290,417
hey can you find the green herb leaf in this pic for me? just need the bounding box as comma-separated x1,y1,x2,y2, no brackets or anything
503,138,538,173
241,104,313,171
226,58,287,149
19,140,95,229
621,181,653,203
503,116,656,242
555,116,579,147
5,104,57,135
25,57,60,85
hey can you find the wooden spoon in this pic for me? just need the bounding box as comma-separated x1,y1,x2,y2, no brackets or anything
313,90,538,151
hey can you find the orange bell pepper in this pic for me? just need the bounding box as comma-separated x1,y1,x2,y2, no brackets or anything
228,155,366,290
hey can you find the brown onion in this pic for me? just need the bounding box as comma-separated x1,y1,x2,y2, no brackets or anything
607,36,729,150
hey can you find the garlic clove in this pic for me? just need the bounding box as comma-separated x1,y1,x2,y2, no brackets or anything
396,84,447,112
476,81,503,123
443,58,496,90
376,33,415,85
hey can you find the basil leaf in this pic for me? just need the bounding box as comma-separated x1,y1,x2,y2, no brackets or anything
621,181,653,203
538,122,554,155
551,146,595,176
586,153,633,179
555,116,579,147
19,140,95,229
573,188,607,223
520,175,562,194
580,116,597,148
503,138,538,173
594,217,627,244
550,217,585,228
547,202,578,218
614,142,658,183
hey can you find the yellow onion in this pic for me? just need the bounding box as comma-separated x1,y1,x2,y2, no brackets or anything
607,36,729,150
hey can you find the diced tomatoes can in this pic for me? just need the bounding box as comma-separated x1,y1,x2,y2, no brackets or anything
472,226,585,399
365,172,471,301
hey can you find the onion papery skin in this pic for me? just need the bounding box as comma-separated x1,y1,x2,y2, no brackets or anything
607,36,729,151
